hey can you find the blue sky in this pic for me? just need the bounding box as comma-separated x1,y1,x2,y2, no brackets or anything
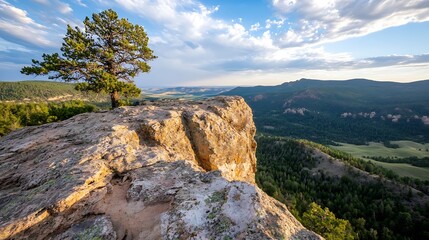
0,0,428,87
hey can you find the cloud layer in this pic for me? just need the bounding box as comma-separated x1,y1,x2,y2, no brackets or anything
0,0,428,85
272,0,429,46
107,0,429,83
0,0,53,47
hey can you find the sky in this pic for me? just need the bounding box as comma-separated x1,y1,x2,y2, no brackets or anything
0,0,428,87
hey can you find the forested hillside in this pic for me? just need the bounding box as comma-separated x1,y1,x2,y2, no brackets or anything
0,81,108,102
224,79,429,144
0,101,96,137
256,135,429,239
0,81,111,137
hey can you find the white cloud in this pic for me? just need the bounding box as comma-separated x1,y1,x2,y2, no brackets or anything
272,0,429,46
184,63,429,87
0,0,55,47
33,0,49,5
349,54,429,69
250,22,260,31
58,2,73,14
0,0,82,51
113,1,276,66
0,37,31,52
114,0,222,41
281,29,303,45
1,1,44,27
32,0,73,14
76,0,87,7
265,18,285,29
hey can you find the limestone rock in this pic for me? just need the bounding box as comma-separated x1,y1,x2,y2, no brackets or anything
0,96,321,239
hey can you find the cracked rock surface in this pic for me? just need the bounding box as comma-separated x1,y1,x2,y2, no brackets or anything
0,96,321,239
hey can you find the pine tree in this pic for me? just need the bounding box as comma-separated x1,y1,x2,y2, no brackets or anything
21,9,156,108
301,202,355,240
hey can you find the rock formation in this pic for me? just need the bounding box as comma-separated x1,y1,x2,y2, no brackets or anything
0,96,320,239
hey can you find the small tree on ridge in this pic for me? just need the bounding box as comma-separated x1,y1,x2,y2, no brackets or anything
21,9,157,109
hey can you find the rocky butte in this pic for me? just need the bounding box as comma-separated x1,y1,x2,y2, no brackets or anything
0,96,321,239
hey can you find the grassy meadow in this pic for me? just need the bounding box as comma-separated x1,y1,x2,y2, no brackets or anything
331,141,429,180
331,141,429,158
362,158,429,181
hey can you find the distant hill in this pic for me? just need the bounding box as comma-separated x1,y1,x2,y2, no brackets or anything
0,81,108,102
223,79,429,144
142,87,232,99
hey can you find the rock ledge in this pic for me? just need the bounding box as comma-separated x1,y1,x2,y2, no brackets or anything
0,96,320,239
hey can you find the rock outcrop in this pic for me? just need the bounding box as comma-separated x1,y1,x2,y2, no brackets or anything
0,96,320,239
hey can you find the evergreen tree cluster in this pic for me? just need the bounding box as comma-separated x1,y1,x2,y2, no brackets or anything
0,81,76,101
255,135,429,239
0,101,96,137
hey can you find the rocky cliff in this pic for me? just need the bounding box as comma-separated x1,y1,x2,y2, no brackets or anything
0,96,320,240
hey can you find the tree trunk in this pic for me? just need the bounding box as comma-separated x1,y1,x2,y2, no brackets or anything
110,91,120,109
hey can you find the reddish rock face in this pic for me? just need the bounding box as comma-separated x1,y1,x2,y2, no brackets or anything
0,96,321,240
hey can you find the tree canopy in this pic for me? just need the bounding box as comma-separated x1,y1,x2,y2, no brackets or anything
302,202,355,240
21,9,156,108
